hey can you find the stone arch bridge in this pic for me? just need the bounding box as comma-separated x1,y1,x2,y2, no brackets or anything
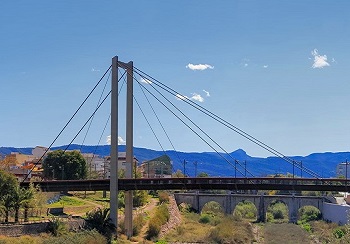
174,192,333,223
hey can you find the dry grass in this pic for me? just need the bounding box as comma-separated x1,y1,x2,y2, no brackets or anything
263,223,311,244
0,230,106,244
164,212,255,243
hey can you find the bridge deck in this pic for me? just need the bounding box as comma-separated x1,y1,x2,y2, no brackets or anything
20,177,350,192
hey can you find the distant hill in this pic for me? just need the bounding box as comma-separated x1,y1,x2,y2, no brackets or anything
1,145,349,178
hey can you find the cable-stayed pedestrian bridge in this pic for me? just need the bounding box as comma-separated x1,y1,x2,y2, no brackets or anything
20,177,350,192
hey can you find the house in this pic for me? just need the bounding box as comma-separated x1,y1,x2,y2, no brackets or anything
139,155,172,178
104,152,138,178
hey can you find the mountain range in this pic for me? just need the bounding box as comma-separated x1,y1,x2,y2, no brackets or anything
1,144,349,178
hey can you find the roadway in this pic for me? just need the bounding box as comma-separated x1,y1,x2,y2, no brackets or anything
20,177,350,192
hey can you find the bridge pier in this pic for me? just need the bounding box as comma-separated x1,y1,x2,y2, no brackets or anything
288,195,298,223
257,194,265,222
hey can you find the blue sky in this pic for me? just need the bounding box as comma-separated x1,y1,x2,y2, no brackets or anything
1,1,350,157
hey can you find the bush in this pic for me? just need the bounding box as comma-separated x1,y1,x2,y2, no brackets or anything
298,206,321,223
202,201,223,216
199,214,211,224
133,213,145,236
46,216,67,236
267,202,288,222
146,203,169,240
158,191,169,204
333,227,346,239
84,207,115,241
233,201,257,220
208,218,254,243
146,218,162,240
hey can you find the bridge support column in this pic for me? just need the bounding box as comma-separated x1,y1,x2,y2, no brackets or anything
257,194,265,222
124,61,134,239
289,195,298,224
110,56,119,231
195,191,200,213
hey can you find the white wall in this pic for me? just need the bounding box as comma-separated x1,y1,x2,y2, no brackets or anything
323,202,350,225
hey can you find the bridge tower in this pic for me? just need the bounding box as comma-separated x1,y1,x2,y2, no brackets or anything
110,56,134,238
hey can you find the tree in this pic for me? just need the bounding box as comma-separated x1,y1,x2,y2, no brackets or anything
43,150,87,180
0,170,18,222
198,172,209,177
0,156,18,171
172,169,185,178
12,184,35,222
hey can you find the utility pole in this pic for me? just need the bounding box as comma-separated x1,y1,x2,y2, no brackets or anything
235,160,238,178
244,160,247,177
194,161,198,177
346,159,348,186
183,159,187,177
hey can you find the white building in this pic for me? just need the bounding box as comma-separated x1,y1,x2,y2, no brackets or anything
82,153,108,178
336,162,350,178
103,152,138,178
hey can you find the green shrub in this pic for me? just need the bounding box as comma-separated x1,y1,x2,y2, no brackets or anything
233,201,257,220
333,227,346,239
46,216,67,236
199,214,211,224
300,222,312,232
298,206,321,223
84,207,115,241
267,202,288,222
233,210,243,222
155,240,168,244
133,213,145,236
146,203,169,240
146,218,162,240
202,201,223,216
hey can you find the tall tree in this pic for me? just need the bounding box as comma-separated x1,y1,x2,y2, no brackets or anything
0,170,18,222
43,150,87,180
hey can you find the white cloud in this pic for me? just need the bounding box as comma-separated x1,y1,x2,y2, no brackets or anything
106,135,126,145
91,68,100,72
186,63,214,71
191,93,204,102
140,77,152,84
176,94,189,101
263,65,268,68
203,89,210,97
311,49,330,69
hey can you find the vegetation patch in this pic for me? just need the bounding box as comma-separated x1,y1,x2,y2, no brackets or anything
0,230,106,244
146,203,169,240
264,223,310,243
266,201,289,223
48,196,84,207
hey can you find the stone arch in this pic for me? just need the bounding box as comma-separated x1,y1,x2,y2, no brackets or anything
265,199,290,223
232,200,258,221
